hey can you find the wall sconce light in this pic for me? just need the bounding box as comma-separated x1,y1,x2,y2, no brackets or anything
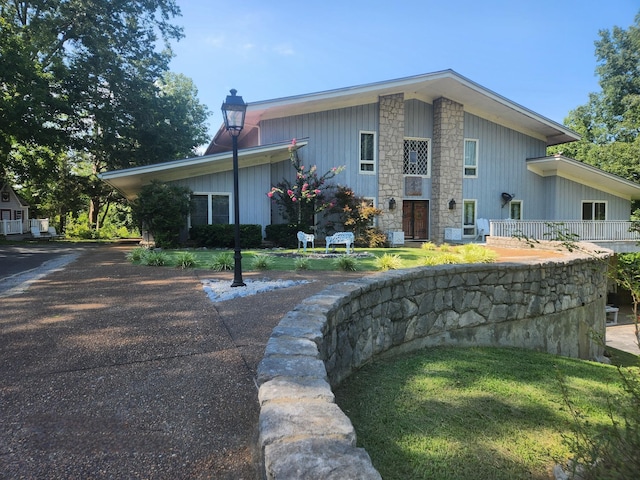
389,198,396,210
448,199,456,210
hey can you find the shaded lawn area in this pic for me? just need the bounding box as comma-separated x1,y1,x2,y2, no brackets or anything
334,347,638,480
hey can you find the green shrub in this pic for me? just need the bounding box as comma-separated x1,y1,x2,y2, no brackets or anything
421,252,461,266
438,243,453,252
374,253,403,271
560,364,640,480
190,224,262,248
420,241,437,251
126,246,148,262
333,255,358,271
265,224,300,248
210,252,234,271
421,255,442,266
251,254,273,270
356,227,387,248
141,250,169,266
294,257,310,270
175,251,196,269
132,181,192,248
454,244,498,263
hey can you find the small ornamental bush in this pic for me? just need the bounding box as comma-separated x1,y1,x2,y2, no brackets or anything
141,250,169,266
127,246,148,262
210,252,234,271
438,243,453,252
374,253,403,271
454,244,498,263
420,241,437,251
294,257,310,270
421,252,461,266
421,255,442,266
251,254,274,270
333,255,358,271
175,251,197,269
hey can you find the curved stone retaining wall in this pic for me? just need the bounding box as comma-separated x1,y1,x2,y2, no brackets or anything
257,242,611,479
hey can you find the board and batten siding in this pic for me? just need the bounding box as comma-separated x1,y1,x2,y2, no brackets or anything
462,112,548,220
170,163,272,232
260,104,380,200
541,176,631,221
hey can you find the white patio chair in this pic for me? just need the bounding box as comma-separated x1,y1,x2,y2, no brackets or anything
297,231,315,253
31,226,47,240
475,218,489,242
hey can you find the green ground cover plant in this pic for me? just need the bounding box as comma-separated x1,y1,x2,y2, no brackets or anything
334,347,635,480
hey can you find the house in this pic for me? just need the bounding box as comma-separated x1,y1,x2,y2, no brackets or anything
0,184,30,236
99,69,640,248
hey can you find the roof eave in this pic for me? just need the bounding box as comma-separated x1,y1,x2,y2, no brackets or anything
99,141,305,200
527,155,640,201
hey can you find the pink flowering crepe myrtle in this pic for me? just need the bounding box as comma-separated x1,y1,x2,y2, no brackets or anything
267,139,345,225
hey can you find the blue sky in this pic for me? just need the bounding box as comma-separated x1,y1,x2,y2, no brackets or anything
169,0,639,137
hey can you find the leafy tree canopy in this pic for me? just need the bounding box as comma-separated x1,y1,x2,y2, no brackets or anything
0,0,210,230
554,11,640,186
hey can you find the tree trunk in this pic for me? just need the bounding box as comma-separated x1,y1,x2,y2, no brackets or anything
99,202,111,230
89,197,100,229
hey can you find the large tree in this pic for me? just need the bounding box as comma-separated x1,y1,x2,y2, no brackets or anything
0,1,209,229
554,11,640,187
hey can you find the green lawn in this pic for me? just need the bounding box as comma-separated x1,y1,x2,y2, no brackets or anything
128,243,497,271
334,347,638,480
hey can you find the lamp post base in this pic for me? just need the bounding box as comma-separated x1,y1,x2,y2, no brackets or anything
231,251,245,288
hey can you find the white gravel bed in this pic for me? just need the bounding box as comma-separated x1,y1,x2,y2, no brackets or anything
202,278,311,302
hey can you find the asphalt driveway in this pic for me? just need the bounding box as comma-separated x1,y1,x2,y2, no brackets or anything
0,243,91,298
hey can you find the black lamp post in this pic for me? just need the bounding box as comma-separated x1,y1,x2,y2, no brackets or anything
221,89,247,287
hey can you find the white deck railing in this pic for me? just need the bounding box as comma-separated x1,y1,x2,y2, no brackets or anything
490,220,640,242
0,219,23,235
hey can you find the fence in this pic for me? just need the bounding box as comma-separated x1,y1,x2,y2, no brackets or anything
490,220,640,242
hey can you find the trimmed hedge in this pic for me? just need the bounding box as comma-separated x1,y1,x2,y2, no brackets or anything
265,224,300,248
190,224,262,248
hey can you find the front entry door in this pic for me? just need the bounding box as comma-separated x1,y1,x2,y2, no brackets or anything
402,201,429,239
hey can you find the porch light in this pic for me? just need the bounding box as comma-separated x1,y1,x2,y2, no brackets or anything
389,198,396,210
221,89,247,287
449,199,456,210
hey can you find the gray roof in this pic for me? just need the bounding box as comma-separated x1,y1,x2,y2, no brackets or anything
207,69,580,154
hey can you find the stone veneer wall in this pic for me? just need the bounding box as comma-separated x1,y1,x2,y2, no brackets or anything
431,97,464,244
377,93,404,233
257,241,610,479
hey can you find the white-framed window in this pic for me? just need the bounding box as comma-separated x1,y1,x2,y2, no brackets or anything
359,131,376,174
362,196,377,226
510,200,522,220
582,201,606,221
190,193,231,226
403,137,431,176
464,139,479,177
463,199,476,237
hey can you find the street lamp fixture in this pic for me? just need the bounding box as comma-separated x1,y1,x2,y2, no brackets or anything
221,89,247,287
